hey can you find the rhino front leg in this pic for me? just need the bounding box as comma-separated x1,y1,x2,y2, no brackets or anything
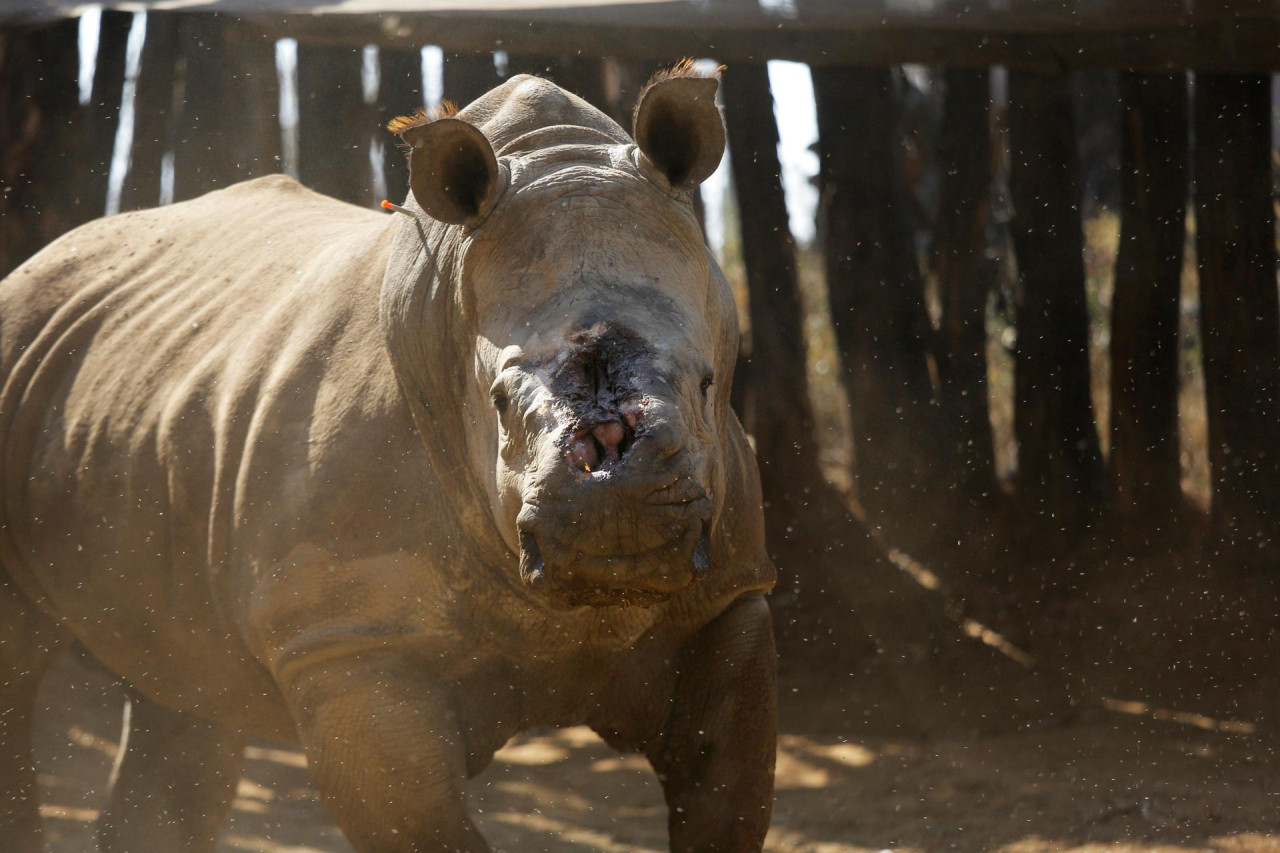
283,652,487,853
96,690,246,853
648,593,777,852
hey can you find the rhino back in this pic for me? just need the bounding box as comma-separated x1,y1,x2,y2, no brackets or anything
0,175,428,729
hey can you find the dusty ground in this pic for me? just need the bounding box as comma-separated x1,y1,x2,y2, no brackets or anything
33,642,1280,853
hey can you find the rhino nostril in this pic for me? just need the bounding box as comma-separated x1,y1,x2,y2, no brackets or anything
593,421,625,463
566,419,636,472
567,428,600,472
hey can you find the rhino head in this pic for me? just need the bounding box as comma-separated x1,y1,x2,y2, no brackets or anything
381,66,736,608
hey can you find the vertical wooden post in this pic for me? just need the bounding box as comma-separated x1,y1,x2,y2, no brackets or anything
1109,72,1188,523
379,47,423,201
811,65,939,518
225,26,281,184
1006,69,1105,521
81,10,132,217
0,18,80,278
121,11,179,210
721,63,824,516
1194,72,1280,563
170,14,230,202
933,67,996,495
296,42,374,205
380,48,423,111
723,61,1063,730
442,51,498,109
171,14,279,202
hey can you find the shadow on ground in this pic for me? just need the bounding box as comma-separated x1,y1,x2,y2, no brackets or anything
33,645,1280,853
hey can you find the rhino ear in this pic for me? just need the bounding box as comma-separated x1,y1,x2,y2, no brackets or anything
632,64,725,191
398,117,501,226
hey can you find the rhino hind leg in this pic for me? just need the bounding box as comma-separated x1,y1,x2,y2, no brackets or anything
0,575,69,853
96,690,247,853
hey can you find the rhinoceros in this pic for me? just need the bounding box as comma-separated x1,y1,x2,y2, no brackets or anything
0,66,776,852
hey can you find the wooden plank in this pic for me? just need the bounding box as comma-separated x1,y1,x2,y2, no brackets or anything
81,10,132,216
379,46,424,202
171,13,232,202
1007,68,1105,520
1108,71,1187,523
721,62,823,508
0,18,81,278
224,27,282,185
722,28,1074,729
933,68,996,496
11,0,1276,35
1194,72,1280,565
120,11,179,210
812,64,939,520
296,42,376,205
441,51,500,109
227,11,1280,72
170,13,279,202
9,0,1280,70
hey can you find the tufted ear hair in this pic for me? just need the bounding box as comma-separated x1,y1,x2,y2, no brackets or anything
389,109,501,227
632,59,726,191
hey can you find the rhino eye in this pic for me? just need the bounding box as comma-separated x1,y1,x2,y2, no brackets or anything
699,375,714,398
492,391,509,417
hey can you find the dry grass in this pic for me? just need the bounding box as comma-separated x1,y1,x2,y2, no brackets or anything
795,248,854,491
1177,213,1211,509
1080,208,1211,509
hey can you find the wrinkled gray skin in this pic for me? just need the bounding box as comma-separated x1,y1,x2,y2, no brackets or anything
0,75,776,852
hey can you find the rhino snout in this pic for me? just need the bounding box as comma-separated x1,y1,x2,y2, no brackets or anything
514,466,713,609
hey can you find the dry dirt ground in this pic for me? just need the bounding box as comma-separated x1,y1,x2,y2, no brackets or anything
32,643,1280,853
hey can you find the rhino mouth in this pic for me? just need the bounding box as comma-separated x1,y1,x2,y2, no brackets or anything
518,514,711,609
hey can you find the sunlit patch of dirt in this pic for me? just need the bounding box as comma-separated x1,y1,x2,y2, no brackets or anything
31,647,1280,853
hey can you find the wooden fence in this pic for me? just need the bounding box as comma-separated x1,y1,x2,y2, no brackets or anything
2,5,1278,597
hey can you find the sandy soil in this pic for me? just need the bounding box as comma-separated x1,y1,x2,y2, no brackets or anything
32,645,1280,853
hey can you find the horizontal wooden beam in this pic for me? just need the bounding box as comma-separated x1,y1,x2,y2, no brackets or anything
8,0,1279,71
228,10,1280,71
